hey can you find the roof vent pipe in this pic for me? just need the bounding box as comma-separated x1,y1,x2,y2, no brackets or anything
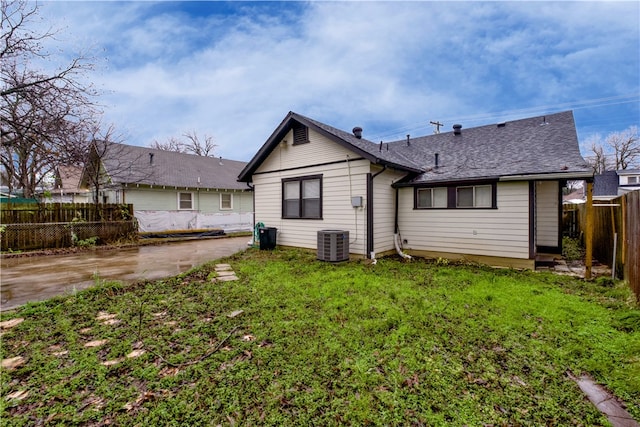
406,135,410,146
453,124,462,135
435,153,439,169
352,127,363,139
149,153,154,165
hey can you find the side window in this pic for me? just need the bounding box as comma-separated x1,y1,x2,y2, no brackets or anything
456,185,492,208
178,192,193,210
220,193,233,210
414,184,495,209
416,187,447,208
282,175,322,219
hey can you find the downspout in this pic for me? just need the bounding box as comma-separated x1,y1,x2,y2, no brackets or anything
394,187,412,260
366,165,387,260
246,182,255,246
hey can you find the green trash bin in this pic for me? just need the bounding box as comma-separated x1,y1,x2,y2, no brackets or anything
259,227,277,250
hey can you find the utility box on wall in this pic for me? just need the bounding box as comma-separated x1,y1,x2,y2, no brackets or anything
317,230,349,262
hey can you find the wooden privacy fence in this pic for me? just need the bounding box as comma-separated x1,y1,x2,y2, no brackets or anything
1,221,138,251
0,203,133,224
1,203,137,251
573,190,639,300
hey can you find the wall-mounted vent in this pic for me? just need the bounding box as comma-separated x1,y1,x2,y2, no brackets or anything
317,230,349,262
293,123,309,145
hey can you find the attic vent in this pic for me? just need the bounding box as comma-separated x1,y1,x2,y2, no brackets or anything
293,123,309,145
352,127,363,139
453,124,462,135
497,122,506,128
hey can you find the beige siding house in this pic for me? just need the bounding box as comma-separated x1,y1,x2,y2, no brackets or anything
239,111,593,268
82,142,253,233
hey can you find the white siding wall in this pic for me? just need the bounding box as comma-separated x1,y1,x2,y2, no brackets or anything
372,167,407,255
397,181,531,259
535,181,559,248
253,129,370,256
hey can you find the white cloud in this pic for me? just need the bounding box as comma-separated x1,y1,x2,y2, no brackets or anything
35,1,639,161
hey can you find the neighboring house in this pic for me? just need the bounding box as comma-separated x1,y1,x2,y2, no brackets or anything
41,165,90,203
238,110,593,269
81,142,253,233
617,169,640,194
593,169,640,201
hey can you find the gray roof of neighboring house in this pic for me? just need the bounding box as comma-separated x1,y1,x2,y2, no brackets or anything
100,143,249,190
238,110,593,184
56,165,87,194
593,170,620,196
617,168,640,175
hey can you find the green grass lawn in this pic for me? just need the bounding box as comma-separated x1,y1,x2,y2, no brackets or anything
1,248,639,426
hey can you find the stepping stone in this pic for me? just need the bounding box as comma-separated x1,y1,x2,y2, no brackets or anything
217,275,238,282
0,318,24,329
215,264,232,271
102,319,121,326
1,356,25,370
216,271,236,277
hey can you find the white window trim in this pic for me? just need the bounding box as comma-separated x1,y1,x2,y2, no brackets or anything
178,192,194,210
220,193,233,210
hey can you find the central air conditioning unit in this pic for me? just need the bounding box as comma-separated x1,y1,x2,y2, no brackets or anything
317,230,349,262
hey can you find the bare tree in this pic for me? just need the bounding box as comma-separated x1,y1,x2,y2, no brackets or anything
149,137,187,153
1,0,101,198
149,131,217,157
608,126,639,170
585,126,639,174
588,138,611,174
82,130,158,205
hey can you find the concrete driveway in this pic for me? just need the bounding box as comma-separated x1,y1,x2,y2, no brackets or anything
0,236,250,311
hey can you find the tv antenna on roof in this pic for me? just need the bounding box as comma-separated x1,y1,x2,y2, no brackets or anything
430,120,443,134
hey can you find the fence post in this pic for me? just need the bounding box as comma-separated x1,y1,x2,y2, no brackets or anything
585,181,593,280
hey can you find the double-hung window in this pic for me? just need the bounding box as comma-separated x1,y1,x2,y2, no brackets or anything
220,193,233,210
282,175,322,219
178,192,193,210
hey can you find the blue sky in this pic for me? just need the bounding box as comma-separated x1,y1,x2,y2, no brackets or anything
39,1,639,162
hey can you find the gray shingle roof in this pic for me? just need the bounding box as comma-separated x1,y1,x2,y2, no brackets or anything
388,111,592,184
238,110,593,184
101,143,249,190
593,170,619,196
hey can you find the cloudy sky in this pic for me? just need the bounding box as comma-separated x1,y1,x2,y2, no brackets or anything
39,1,639,162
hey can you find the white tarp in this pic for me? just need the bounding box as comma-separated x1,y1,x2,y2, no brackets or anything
135,210,253,233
